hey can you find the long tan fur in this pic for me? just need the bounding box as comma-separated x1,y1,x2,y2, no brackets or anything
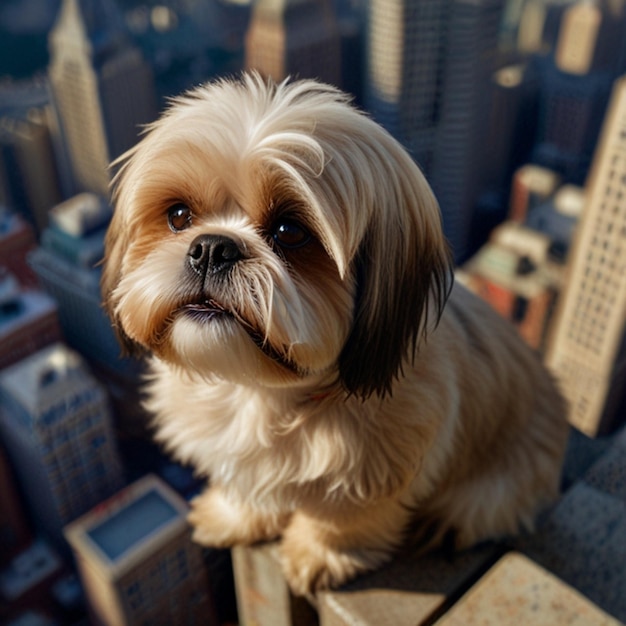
103,73,569,595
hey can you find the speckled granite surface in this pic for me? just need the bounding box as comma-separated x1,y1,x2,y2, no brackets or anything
234,426,626,626
513,426,626,623
317,542,502,626
434,552,622,625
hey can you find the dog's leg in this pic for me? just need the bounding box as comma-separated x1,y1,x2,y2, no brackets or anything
280,498,411,595
188,485,290,547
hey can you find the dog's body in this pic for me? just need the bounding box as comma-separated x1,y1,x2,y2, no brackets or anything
103,74,569,594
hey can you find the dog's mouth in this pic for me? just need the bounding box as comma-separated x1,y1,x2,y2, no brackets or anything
176,298,302,375
179,298,229,321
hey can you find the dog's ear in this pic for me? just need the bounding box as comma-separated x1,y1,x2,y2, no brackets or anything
338,139,453,399
100,194,144,357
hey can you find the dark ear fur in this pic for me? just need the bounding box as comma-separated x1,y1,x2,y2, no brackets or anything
338,185,453,400
339,235,452,399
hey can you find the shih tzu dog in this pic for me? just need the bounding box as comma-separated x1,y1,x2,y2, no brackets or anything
102,73,569,595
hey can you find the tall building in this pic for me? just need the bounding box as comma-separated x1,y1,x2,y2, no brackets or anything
0,113,64,235
65,474,216,626
0,207,39,288
365,0,504,262
0,343,124,550
0,445,32,563
48,0,158,196
477,63,539,223
0,78,64,234
125,0,252,105
531,2,616,185
245,0,342,87
546,75,626,437
428,0,505,263
29,193,139,377
0,269,62,372
365,0,449,170
334,0,365,103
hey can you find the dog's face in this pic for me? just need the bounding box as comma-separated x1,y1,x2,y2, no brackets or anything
103,74,452,397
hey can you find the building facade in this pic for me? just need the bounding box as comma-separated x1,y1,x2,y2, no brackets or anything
48,0,157,196
65,474,216,626
245,0,342,87
0,343,124,550
546,74,626,436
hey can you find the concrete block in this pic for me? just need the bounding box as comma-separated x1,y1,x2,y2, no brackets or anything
233,539,500,626
434,552,623,625
318,543,500,626
231,543,317,626
516,482,626,622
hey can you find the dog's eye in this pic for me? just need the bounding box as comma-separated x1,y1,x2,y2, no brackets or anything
167,204,193,233
272,219,311,249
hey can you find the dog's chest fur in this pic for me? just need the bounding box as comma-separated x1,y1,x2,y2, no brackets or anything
144,359,442,513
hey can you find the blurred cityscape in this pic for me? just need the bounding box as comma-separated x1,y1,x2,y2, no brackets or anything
0,0,625,624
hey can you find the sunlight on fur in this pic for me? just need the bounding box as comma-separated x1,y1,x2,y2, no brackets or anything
103,72,569,596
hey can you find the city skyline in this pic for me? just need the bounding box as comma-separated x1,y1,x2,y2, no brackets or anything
1,0,625,479
3,0,625,260
1,0,626,623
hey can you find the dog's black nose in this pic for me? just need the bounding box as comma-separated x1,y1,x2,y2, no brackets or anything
188,234,244,276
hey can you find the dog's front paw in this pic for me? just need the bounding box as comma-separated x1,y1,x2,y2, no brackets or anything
187,491,236,547
187,486,289,547
280,540,367,595
280,520,390,595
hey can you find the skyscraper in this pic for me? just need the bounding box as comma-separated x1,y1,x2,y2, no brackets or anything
48,0,158,196
245,0,342,87
0,269,62,371
0,445,31,563
428,0,505,263
0,207,38,288
65,474,216,626
0,343,124,550
29,193,138,376
365,0,505,262
365,0,449,170
546,75,626,437
0,78,64,233
530,2,615,185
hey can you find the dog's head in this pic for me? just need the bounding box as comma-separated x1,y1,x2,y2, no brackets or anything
102,73,452,397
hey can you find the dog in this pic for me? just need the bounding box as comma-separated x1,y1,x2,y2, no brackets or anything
102,73,569,595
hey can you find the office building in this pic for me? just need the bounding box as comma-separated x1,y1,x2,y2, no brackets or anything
531,2,618,185
334,0,365,103
125,0,251,104
48,0,158,196
478,64,539,219
0,78,64,233
0,540,65,616
508,163,561,224
365,0,449,170
29,193,138,376
245,0,342,87
524,183,584,259
365,0,504,262
0,445,31,564
0,270,62,371
0,207,39,288
546,75,626,436
429,0,505,262
0,343,124,550
65,474,216,626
